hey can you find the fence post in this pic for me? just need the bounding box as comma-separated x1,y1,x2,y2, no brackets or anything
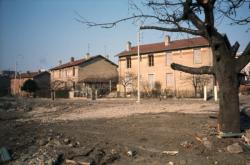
214,85,218,101
203,85,207,101
109,80,112,93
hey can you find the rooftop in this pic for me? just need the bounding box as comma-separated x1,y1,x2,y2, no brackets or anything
117,37,209,57
50,55,117,71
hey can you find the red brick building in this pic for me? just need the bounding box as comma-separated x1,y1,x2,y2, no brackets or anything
10,71,50,97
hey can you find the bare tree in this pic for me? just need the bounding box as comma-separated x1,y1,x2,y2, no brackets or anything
185,74,211,97
51,80,66,91
79,0,250,133
119,72,137,97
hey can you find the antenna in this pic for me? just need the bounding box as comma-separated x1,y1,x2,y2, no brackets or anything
87,43,90,54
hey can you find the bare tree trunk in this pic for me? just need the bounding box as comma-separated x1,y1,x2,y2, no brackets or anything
215,51,240,133
217,71,240,133
124,86,127,98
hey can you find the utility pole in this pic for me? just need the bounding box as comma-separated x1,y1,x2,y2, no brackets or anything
137,29,141,103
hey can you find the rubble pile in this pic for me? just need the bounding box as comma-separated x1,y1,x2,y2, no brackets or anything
9,130,122,165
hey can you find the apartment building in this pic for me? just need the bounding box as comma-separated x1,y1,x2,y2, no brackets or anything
117,36,214,97
50,55,118,98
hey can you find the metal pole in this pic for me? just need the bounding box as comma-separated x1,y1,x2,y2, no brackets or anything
137,29,141,103
14,61,17,95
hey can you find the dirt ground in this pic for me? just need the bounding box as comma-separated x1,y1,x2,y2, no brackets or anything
0,96,250,165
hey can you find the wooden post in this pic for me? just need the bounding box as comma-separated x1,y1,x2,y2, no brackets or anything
204,85,207,101
109,80,112,93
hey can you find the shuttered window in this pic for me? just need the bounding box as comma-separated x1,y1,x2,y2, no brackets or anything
148,54,154,66
126,57,131,68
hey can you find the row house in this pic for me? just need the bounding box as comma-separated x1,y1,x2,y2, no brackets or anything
10,71,50,97
50,54,118,98
117,36,215,97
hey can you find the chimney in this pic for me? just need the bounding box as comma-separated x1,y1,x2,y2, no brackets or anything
86,53,91,59
70,57,74,62
59,60,62,65
126,41,131,51
164,35,171,46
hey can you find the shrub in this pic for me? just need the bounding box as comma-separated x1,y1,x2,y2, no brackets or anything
21,79,39,96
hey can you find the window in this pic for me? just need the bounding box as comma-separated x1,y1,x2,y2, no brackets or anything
166,52,172,65
126,57,131,68
193,49,202,64
73,67,75,76
148,54,154,66
166,73,174,87
148,74,155,89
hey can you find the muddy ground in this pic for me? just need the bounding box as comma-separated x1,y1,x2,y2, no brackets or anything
0,96,250,165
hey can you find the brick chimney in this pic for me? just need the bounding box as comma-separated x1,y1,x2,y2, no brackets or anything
126,41,131,51
86,53,91,59
71,57,74,62
164,35,171,46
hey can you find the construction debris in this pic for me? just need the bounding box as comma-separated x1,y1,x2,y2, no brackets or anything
217,132,243,138
162,150,179,156
226,143,243,154
0,147,11,162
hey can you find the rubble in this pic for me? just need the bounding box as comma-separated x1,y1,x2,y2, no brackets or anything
202,137,212,150
180,141,192,148
168,161,174,165
242,129,250,145
226,143,243,154
161,150,179,156
127,150,136,157
0,147,12,162
1,97,250,165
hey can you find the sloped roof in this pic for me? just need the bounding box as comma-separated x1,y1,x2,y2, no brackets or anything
50,55,117,71
117,37,209,57
11,71,49,79
19,72,39,78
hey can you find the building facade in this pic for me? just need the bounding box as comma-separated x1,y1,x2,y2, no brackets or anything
0,70,15,96
50,55,118,98
117,36,214,97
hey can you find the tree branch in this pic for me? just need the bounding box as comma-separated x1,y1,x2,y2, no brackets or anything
171,63,214,75
140,25,204,36
231,41,240,57
235,42,250,72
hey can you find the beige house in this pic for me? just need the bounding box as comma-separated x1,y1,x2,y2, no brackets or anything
50,55,118,98
117,36,215,97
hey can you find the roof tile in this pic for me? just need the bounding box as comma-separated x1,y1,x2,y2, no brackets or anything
117,37,209,56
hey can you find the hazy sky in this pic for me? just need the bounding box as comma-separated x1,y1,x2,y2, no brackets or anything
0,0,249,72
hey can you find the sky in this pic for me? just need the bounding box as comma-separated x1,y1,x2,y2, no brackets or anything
0,0,249,72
